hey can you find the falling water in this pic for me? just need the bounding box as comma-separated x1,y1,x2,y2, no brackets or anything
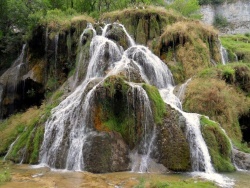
11,44,27,68
176,78,192,105
39,23,234,187
117,23,135,47
4,136,20,161
102,23,111,37
40,24,125,170
219,41,228,65
0,44,27,92
128,84,156,172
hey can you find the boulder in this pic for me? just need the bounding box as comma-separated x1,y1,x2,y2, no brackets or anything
233,148,250,170
154,105,191,171
83,131,129,173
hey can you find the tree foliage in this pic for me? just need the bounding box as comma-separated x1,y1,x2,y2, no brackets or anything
0,0,165,64
167,0,201,19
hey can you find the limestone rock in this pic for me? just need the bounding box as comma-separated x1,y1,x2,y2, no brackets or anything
83,131,129,173
233,148,250,170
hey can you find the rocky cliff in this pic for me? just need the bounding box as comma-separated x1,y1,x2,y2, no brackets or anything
201,0,250,34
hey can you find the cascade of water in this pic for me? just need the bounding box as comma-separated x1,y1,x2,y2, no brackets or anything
87,36,122,79
102,23,111,37
117,24,135,47
39,23,233,187
40,24,124,170
12,44,27,68
125,45,174,88
40,79,97,170
176,78,192,104
234,53,238,62
4,136,20,160
128,84,156,172
219,41,228,65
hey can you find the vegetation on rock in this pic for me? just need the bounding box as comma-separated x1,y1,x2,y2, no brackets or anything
102,6,184,46
200,116,235,172
155,21,220,83
183,78,250,142
0,161,11,184
155,105,191,171
220,34,250,62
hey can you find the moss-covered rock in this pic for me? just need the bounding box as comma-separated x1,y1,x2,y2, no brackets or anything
220,34,250,63
93,76,167,149
198,63,250,94
183,78,250,141
155,21,221,84
83,131,129,173
1,107,44,164
200,116,235,172
93,76,140,148
101,6,184,46
142,84,166,125
104,23,131,50
155,105,191,171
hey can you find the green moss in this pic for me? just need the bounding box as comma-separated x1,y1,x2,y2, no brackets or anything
97,76,136,146
157,107,191,171
184,78,250,141
7,117,39,162
157,21,220,79
149,179,216,188
198,63,250,93
28,125,44,164
0,120,23,156
136,19,148,45
0,166,11,184
101,6,184,46
134,176,217,188
200,116,235,172
232,140,250,153
167,62,185,84
220,34,250,62
142,84,166,125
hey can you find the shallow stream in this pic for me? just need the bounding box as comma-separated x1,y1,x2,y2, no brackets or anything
1,164,250,188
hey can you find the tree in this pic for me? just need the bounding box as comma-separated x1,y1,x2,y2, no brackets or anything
167,0,201,19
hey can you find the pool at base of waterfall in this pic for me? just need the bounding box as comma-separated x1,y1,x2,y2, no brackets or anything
5,162,250,188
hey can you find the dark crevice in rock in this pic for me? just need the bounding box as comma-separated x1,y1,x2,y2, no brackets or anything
239,113,250,144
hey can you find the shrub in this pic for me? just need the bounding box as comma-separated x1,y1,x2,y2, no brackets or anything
167,0,202,19
214,15,229,28
183,78,250,140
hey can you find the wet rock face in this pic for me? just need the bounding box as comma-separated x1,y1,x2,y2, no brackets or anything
105,24,130,50
154,106,191,171
233,148,250,170
83,132,129,173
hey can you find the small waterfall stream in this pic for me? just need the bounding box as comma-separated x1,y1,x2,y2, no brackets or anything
4,136,20,161
39,23,234,187
219,40,228,65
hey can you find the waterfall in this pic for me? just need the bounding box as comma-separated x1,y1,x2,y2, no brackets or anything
176,78,192,104
0,43,27,99
39,23,233,186
128,84,156,172
219,41,228,65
